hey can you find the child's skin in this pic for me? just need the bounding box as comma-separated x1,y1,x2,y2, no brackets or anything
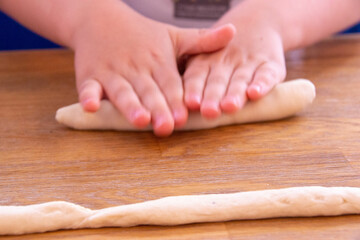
1,0,360,136
184,0,360,118
0,0,235,136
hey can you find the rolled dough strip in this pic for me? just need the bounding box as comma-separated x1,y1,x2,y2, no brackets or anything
55,79,316,131
2,186,360,235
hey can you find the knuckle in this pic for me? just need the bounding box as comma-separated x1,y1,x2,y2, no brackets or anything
184,77,203,92
149,50,167,65
77,79,91,92
156,67,179,84
77,78,98,93
137,81,157,97
112,84,129,101
232,71,252,82
264,67,278,79
205,85,225,98
160,79,178,94
75,63,94,81
185,83,203,95
222,50,243,65
167,91,183,105
209,75,227,85
184,67,208,81
126,58,141,73
257,67,279,85
113,93,138,111
230,80,248,91
156,81,183,106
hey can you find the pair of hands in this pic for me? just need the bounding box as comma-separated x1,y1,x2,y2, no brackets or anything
73,4,286,136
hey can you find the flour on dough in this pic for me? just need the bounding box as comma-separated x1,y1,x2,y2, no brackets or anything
55,79,316,131
1,186,360,235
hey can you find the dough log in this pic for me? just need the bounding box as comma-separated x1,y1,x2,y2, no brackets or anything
2,186,360,235
55,79,316,131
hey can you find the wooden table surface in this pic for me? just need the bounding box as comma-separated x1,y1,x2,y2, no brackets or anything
1,34,360,240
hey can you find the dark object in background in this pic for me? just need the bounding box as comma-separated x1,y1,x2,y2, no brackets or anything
0,11,359,51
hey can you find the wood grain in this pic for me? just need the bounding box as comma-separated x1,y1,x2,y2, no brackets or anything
1,34,360,239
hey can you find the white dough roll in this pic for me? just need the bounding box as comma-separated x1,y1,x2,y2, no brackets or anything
55,79,316,131
1,186,360,235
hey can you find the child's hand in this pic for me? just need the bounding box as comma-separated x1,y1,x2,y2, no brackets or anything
73,2,235,136
183,7,286,119
2,0,359,135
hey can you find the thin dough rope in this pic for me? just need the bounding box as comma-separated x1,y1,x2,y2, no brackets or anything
55,79,316,131
1,186,360,235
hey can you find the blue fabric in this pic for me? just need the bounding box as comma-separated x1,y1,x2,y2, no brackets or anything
342,23,360,34
0,11,359,50
0,12,60,50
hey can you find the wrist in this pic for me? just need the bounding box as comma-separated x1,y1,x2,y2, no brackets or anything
58,0,119,49
68,0,146,50
213,0,304,51
217,0,360,51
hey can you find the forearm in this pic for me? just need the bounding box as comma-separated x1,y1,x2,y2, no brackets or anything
217,0,360,51
0,0,133,49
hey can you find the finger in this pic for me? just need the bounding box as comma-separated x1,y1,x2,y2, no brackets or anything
103,75,151,128
152,66,188,128
220,67,255,114
131,75,175,137
175,23,236,56
78,78,103,112
247,62,286,101
201,65,233,119
183,59,210,111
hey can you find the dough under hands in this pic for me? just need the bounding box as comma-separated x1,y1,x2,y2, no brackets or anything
1,186,360,235
55,79,316,131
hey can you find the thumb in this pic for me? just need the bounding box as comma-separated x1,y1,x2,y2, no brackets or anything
174,23,236,56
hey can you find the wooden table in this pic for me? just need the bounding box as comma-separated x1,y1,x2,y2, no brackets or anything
1,34,360,239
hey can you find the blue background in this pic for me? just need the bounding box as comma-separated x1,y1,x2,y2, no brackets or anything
0,11,359,51
0,12,61,50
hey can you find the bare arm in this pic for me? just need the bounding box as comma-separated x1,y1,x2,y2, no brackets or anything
219,0,360,50
0,0,135,48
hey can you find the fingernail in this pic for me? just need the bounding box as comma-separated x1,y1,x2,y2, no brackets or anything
209,101,220,109
186,95,201,110
154,116,166,129
173,110,183,122
82,98,98,112
154,116,174,137
190,95,201,104
253,85,262,94
201,101,221,119
221,96,242,113
213,23,233,31
132,110,150,128
231,96,240,106
173,109,188,127
230,98,239,109
132,110,142,121
81,98,91,106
